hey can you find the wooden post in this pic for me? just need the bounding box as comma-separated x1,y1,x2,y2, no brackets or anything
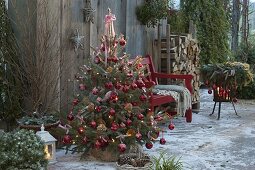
166,24,171,84
157,24,161,72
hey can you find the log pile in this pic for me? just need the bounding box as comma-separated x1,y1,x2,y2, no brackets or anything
155,33,200,107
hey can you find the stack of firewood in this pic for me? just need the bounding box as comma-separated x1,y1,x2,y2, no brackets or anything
156,33,200,107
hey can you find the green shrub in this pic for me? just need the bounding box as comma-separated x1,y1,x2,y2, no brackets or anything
151,152,183,170
0,129,48,170
236,77,255,99
136,0,169,27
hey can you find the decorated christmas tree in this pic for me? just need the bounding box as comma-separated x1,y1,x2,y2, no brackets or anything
61,9,170,156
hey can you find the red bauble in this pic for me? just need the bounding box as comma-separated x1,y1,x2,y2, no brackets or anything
94,140,101,149
145,142,153,149
208,89,212,94
79,84,86,91
99,137,109,147
131,82,138,90
63,134,72,144
94,56,101,64
126,119,132,126
112,56,118,63
111,122,119,131
105,82,113,89
92,88,99,95
119,39,126,46
67,113,74,121
122,85,129,93
160,138,166,145
95,105,102,112
168,123,175,130
233,98,238,103
90,121,97,128
77,126,85,134
72,98,79,106
101,45,105,51
137,63,143,69
154,115,163,121
135,133,142,140
109,92,118,103
115,82,122,90
136,79,145,88
137,113,144,120
131,102,138,106
82,136,88,144
139,95,147,101
118,143,126,152
109,108,116,116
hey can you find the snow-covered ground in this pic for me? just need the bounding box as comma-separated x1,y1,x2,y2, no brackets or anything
48,89,255,170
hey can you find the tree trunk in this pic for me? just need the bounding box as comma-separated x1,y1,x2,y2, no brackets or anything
231,0,241,52
241,0,249,45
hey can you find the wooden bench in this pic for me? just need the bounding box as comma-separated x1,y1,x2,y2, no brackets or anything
140,55,193,122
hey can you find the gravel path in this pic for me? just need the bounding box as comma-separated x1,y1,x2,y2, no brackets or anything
48,89,255,170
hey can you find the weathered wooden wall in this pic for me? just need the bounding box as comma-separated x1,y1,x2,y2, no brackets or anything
8,0,164,113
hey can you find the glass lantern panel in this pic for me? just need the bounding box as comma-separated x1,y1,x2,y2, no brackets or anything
44,144,53,160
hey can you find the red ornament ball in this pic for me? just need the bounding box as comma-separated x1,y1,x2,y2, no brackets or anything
160,138,166,145
137,113,144,120
67,113,74,121
109,108,116,116
115,82,122,90
139,95,147,101
90,121,97,128
72,98,79,106
92,88,99,95
122,85,129,93
118,143,126,153
119,39,126,46
145,142,153,149
126,119,132,126
131,82,138,90
94,56,101,64
95,105,102,112
105,82,113,89
79,84,86,91
63,134,72,144
212,84,217,90
94,140,101,149
136,133,142,140
77,126,85,134
168,123,175,130
208,89,212,94
112,56,118,63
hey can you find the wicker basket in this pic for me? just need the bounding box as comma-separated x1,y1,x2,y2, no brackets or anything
116,161,152,170
19,121,60,131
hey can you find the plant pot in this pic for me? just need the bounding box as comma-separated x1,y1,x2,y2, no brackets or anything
19,120,60,131
116,161,152,170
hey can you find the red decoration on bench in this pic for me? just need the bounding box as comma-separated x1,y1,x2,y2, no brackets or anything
140,55,193,122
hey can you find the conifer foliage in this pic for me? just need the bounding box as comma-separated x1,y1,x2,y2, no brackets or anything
62,9,165,154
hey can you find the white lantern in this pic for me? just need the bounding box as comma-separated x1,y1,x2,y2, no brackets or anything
36,124,57,163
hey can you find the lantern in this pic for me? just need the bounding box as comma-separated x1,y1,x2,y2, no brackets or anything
36,124,57,163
